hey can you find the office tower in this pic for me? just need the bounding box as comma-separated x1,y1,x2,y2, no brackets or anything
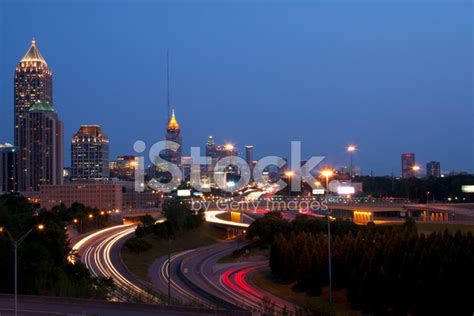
71,125,109,181
181,156,192,182
245,145,254,181
14,39,53,191
401,153,416,178
164,109,182,166
245,145,254,168
426,161,441,178
206,136,217,158
110,155,138,181
0,144,18,193
25,102,64,191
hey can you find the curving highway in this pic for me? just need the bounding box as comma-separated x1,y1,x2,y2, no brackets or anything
71,225,159,303
149,241,291,313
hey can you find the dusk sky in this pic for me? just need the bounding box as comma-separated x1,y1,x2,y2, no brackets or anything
1,0,472,176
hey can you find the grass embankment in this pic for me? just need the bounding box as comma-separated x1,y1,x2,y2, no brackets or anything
122,223,226,281
217,243,269,264
252,271,361,316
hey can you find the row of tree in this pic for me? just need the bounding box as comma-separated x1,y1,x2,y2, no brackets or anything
0,193,114,298
135,198,204,239
247,211,359,244
269,220,474,314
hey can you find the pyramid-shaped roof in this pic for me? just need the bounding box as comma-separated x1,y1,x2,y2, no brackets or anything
167,109,180,130
21,39,47,65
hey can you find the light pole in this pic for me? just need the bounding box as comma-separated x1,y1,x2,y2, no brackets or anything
285,171,294,198
347,145,356,177
321,169,334,304
167,234,171,305
0,224,44,316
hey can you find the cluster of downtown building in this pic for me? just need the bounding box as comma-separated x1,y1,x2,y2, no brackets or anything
0,40,260,211
0,40,459,210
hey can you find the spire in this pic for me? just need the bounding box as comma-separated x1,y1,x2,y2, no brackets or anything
21,38,47,65
167,109,179,130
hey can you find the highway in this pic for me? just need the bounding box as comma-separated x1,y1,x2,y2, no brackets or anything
71,224,159,303
149,241,291,314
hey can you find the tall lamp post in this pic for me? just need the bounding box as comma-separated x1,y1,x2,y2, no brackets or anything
347,145,356,177
321,169,334,304
285,170,294,198
0,224,45,316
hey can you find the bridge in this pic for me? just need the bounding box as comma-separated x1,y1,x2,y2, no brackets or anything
115,198,474,226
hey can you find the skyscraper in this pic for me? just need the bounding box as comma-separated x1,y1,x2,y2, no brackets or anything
0,144,18,193
245,145,254,180
426,161,441,178
164,109,182,166
25,102,63,191
110,155,138,181
14,39,53,191
401,153,415,178
71,125,109,181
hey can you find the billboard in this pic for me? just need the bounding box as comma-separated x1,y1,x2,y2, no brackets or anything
177,189,191,197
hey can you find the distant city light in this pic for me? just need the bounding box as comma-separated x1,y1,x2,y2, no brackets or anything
177,189,191,197
337,186,355,195
347,145,356,152
462,185,474,193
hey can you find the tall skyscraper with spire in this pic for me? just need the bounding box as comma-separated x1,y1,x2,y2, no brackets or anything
165,109,182,167
14,39,62,191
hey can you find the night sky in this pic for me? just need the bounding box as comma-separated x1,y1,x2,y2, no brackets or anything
1,0,472,175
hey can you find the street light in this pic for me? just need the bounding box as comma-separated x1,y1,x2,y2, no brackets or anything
321,169,334,194
321,168,334,304
285,171,294,197
412,165,421,176
347,145,356,177
0,224,44,316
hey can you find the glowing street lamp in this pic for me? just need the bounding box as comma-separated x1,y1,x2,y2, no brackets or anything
321,169,334,194
347,145,356,177
412,165,421,178
0,224,45,316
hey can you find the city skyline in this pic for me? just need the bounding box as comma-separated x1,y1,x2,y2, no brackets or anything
0,1,472,176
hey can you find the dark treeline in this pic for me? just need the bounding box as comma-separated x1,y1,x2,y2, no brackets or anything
354,174,474,202
51,202,114,233
0,194,114,298
135,197,204,238
269,220,474,315
276,174,474,202
127,198,204,253
247,211,359,244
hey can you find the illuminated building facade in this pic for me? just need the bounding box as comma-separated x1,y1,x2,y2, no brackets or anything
110,155,138,181
245,145,254,181
401,153,416,178
40,183,122,211
0,144,18,193
164,109,182,166
71,125,109,181
40,182,161,211
14,39,53,191
25,102,64,191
